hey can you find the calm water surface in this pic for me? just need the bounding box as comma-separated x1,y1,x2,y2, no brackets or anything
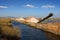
12,21,60,40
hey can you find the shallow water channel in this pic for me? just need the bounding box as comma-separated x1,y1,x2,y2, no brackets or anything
12,21,60,40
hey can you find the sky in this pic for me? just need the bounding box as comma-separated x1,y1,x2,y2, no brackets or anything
0,0,60,18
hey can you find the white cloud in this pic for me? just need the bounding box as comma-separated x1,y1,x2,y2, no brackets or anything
0,6,8,8
24,4,37,8
41,5,55,8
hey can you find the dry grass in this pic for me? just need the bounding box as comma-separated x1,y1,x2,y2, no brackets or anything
1,26,20,37
0,18,21,40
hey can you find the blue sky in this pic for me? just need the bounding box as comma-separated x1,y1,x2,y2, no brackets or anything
0,0,60,18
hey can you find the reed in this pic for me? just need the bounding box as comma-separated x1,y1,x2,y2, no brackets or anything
0,18,21,40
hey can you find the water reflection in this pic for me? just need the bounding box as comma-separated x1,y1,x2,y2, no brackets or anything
12,21,60,40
